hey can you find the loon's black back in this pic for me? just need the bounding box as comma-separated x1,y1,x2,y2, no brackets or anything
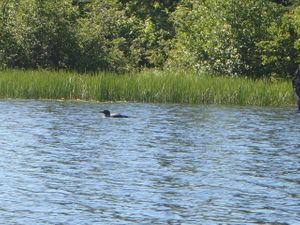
111,114,129,118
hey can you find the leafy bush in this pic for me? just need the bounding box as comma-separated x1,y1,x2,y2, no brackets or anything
290,6,300,63
75,0,131,72
0,0,299,76
168,0,296,77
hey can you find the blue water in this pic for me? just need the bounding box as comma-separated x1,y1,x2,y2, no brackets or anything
0,100,299,224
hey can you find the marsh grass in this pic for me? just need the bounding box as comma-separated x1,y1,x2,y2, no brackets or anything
0,69,295,106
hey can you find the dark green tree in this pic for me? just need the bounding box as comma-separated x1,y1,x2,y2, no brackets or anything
0,0,30,68
168,0,298,77
117,0,181,68
28,0,79,69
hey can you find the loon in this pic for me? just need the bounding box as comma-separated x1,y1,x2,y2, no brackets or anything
101,110,129,118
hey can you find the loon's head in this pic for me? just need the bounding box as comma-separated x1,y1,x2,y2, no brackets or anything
101,110,111,117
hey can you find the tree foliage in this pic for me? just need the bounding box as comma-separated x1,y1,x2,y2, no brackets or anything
168,0,299,77
0,0,299,77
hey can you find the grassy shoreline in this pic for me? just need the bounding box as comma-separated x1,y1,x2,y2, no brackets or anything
0,70,295,107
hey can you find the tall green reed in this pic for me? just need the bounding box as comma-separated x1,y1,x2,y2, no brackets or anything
0,69,295,106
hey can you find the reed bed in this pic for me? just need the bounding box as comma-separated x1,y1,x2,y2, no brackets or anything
0,69,295,106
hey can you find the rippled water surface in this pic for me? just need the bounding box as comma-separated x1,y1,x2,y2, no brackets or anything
0,100,299,224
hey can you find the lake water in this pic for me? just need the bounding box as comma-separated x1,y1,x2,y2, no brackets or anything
0,100,299,225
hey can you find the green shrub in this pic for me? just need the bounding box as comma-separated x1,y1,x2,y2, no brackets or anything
168,0,295,77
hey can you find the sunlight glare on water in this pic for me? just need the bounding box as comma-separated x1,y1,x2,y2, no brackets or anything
0,100,299,224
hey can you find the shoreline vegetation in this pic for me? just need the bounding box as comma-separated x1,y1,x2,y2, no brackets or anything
0,1,299,108
0,70,295,107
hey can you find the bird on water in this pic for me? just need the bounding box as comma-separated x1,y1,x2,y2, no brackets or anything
101,110,129,118
292,65,300,111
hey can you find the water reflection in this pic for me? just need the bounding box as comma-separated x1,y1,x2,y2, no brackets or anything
0,100,299,224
